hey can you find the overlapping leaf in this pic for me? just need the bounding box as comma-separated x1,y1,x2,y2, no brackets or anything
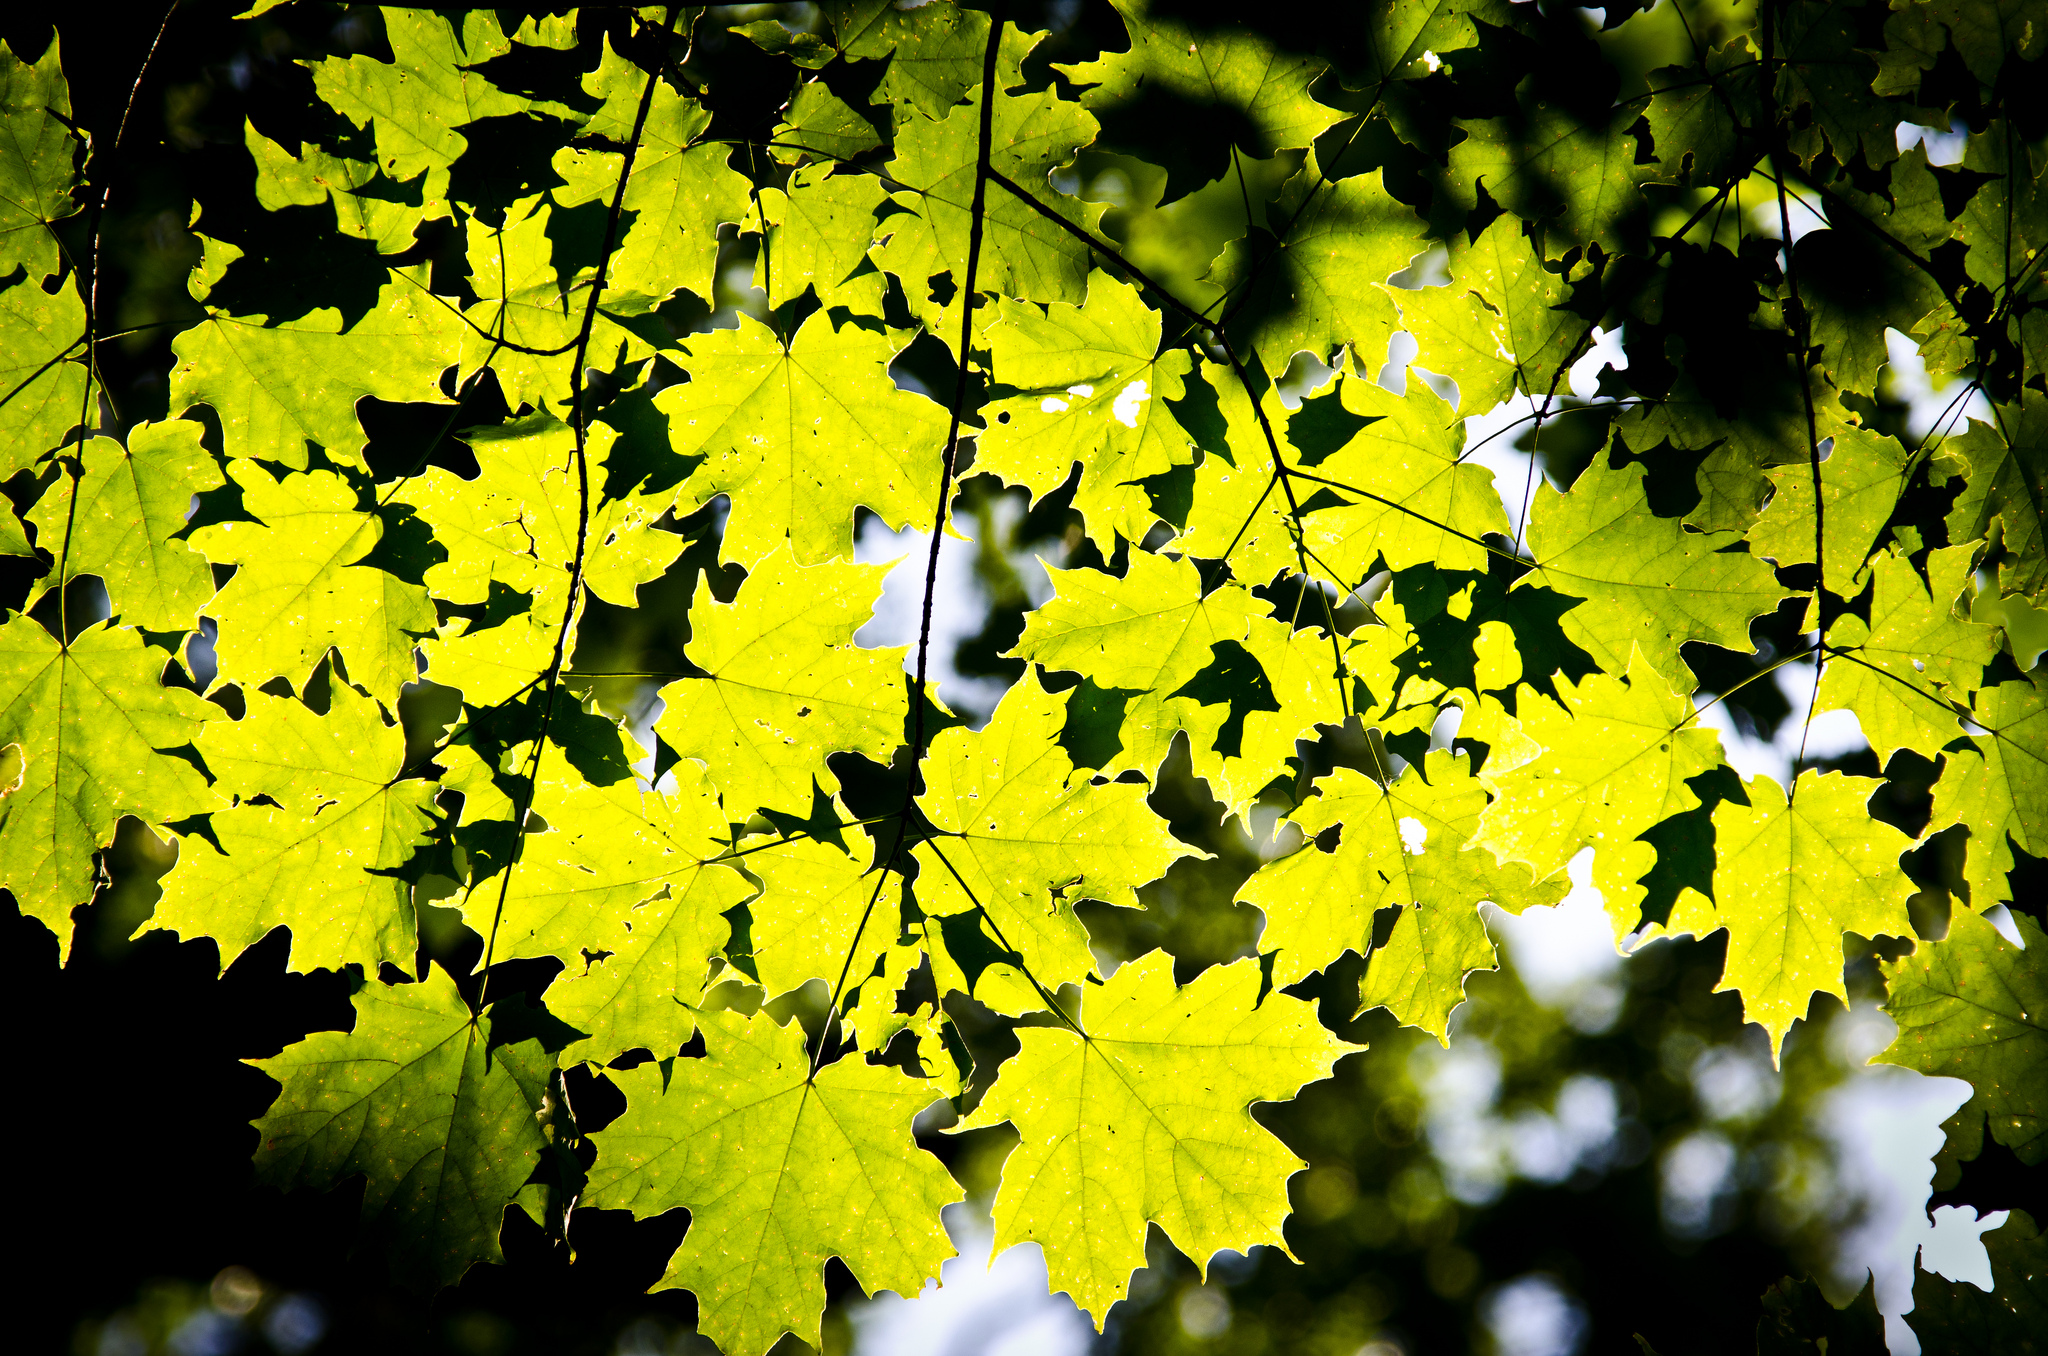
659,310,947,566
1245,749,1559,1040
1665,770,1915,1059
157,683,436,973
1387,216,1580,418
27,423,223,632
250,969,553,1288
976,270,1199,547
191,461,437,705
170,278,466,468
0,269,87,480
552,38,752,311
1523,457,1789,679
0,36,80,279
876,83,1105,334
1475,648,1725,882
585,1010,960,1356
1009,549,1263,786
962,953,1351,1325
1878,906,2046,1164
654,547,907,821
312,9,572,216
0,618,217,948
912,669,1200,989
1815,546,1997,765
1930,679,2048,909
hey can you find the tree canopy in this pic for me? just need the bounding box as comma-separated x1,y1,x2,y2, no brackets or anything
2,2,2044,1354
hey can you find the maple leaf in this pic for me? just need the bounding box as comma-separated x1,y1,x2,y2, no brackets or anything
1953,125,2048,303
457,742,747,1058
1930,679,2047,910
1009,549,1263,786
741,831,891,1003
1745,424,1911,591
1446,87,1650,254
1664,770,1915,1060
1877,905,2046,1164
1643,35,1764,189
654,546,907,821
962,953,1352,1325
1475,648,1724,883
912,668,1201,990
1522,457,1789,680
1816,546,1998,766
170,279,466,468
26,423,223,632
552,38,752,311
829,0,1017,120
1906,1210,2048,1354
457,197,662,413
0,617,217,950
0,269,87,481
1943,406,2048,601
976,269,1200,549
155,683,436,974
1207,159,1425,371
1244,749,1560,1041
1174,360,1313,588
0,35,80,279
770,81,884,164
250,968,553,1288
1388,205,1579,419
1295,372,1510,579
190,461,437,705
311,9,573,217
244,123,427,255
1058,1,1345,184
748,164,891,313
875,82,1105,334
407,413,683,706
584,1009,960,1356
659,310,948,566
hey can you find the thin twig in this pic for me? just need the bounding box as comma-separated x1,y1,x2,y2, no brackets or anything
477,5,683,1017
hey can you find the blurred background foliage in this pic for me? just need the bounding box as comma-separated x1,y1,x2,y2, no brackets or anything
0,2,2011,1355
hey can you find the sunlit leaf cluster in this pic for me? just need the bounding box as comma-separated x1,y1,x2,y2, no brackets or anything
2,3,2044,1351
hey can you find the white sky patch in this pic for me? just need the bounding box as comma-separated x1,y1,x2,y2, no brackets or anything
1923,1206,2009,1290
1821,1031,1974,1356
1896,119,1966,165
1693,660,1868,788
855,515,1009,722
1398,815,1429,855
1065,383,1094,398
1039,396,1069,414
850,1203,1093,1356
1883,327,1992,443
1111,377,1150,428
1486,849,1624,1033
855,499,1061,724
1569,325,1629,398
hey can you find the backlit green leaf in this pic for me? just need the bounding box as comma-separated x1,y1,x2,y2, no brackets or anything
0,617,217,949
659,310,947,566
912,668,1200,989
27,423,223,632
653,546,907,821
1878,905,2047,1164
250,968,553,1288
1668,770,1915,1059
156,683,435,973
962,952,1351,1325
585,1009,960,1356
